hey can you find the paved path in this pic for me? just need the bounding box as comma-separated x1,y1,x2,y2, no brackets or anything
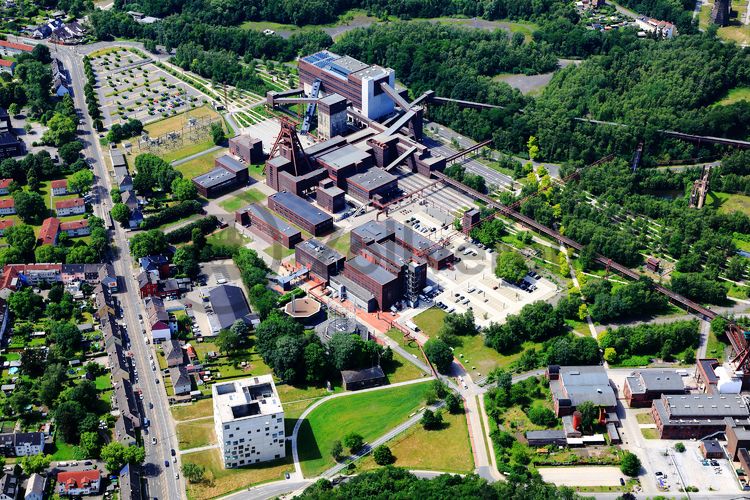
539,466,624,487
180,444,219,455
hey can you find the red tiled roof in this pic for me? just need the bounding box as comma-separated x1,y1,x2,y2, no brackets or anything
0,220,15,230
0,40,34,52
39,217,60,245
0,59,13,68
57,470,100,491
60,219,88,231
51,179,68,189
0,199,14,209
0,179,12,189
55,197,84,209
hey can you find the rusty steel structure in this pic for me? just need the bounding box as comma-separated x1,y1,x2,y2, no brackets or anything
265,116,312,176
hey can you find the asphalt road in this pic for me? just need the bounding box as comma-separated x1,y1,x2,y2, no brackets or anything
51,41,185,500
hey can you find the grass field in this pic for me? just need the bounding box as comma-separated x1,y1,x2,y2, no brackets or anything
183,446,294,500
206,226,251,248
145,105,221,138
171,398,214,421
358,410,473,473
636,413,654,425
706,329,729,362
325,234,351,256
297,381,430,476
219,188,267,212
385,328,425,361
641,428,659,439
264,243,295,260
413,308,446,336
717,87,750,106
161,139,217,163
175,148,228,178
706,191,750,216
176,418,215,450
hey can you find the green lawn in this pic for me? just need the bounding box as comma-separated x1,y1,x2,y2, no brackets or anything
641,428,659,439
176,418,215,450
325,234,351,256
385,328,425,361
183,445,294,500
706,329,729,362
358,410,473,474
206,226,251,248
413,308,447,336
297,381,430,476
706,191,750,216
218,188,267,212
717,87,750,106
160,139,217,163
171,398,214,422
175,148,228,179
49,435,77,461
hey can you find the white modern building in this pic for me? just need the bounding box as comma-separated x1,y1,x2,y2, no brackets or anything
212,375,285,468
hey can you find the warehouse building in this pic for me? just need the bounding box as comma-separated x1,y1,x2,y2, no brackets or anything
295,239,344,282
315,179,346,213
342,255,400,310
235,204,302,248
651,393,750,439
192,155,249,198
623,370,686,407
548,365,617,417
267,191,334,236
345,167,398,203
360,240,426,303
229,135,264,164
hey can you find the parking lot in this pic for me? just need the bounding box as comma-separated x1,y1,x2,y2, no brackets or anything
180,260,244,339
641,441,737,494
89,48,208,127
388,207,559,327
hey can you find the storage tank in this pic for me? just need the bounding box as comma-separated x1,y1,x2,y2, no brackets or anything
715,365,742,394
572,411,582,431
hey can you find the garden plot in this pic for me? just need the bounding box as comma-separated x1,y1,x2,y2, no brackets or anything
89,48,209,127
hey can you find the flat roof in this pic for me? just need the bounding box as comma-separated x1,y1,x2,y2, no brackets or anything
212,375,283,423
320,93,347,106
661,394,749,418
332,274,374,301
243,204,300,237
341,366,385,384
297,239,342,265
269,191,332,226
367,241,411,267
317,144,371,171
385,219,433,251
352,220,393,244
193,166,235,189
552,365,617,408
347,168,397,191
629,370,685,393
347,255,397,286
216,154,247,174
209,284,251,330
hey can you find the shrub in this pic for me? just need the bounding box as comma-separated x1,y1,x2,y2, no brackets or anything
373,445,395,466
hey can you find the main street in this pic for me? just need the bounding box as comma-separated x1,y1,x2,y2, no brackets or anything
50,41,184,500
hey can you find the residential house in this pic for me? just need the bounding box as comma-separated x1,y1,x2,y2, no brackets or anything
55,197,85,217
98,263,118,293
60,219,90,237
139,255,170,279
0,132,22,161
24,473,45,500
0,432,45,457
0,199,15,216
50,179,68,196
137,272,158,298
62,263,102,284
0,179,12,195
0,220,14,237
0,59,15,75
113,379,140,429
170,365,191,395
38,217,60,245
121,190,142,228
119,464,142,500
114,415,136,447
144,296,174,342
0,473,18,500
0,40,33,57
51,58,70,97
56,470,101,496
163,339,184,367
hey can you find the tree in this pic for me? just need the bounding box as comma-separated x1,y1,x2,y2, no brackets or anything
603,347,617,363
101,442,145,473
59,141,84,165
13,191,47,224
343,432,364,454
77,431,102,459
51,321,83,359
576,401,598,431
620,452,641,477
42,113,77,146
330,440,343,461
111,203,131,225
54,400,86,443
69,169,94,195
182,463,205,483
19,454,51,474
727,255,746,281
373,445,394,466
423,338,453,374
329,332,362,371
420,409,443,430
129,229,167,258
445,392,462,414
110,188,122,203
172,177,198,201
527,405,557,427
216,328,241,356
674,442,686,453
8,288,44,321
7,103,19,116
304,340,329,385
495,252,528,283
211,122,226,145
5,223,36,258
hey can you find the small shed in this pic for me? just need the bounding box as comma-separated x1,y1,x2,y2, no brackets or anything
341,366,386,391
700,439,724,459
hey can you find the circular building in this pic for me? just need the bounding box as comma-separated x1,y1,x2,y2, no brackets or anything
284,297,322,325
